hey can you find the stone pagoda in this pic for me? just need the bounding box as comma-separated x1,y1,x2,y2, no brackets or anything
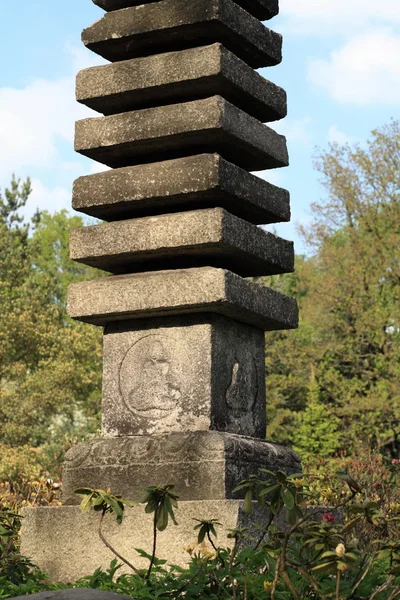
21,0,301,580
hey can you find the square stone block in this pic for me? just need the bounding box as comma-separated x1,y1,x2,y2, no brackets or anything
72,154,290,225
101,314,266,437
83,0,282,68
62,431,301,504
69,208,294,277
75,96,288,171
21,500,280,582
67,266,299,331
76,44,286,123
92,0,279,22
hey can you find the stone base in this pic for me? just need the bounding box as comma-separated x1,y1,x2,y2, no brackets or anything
21,501,271,583
62,432,300,505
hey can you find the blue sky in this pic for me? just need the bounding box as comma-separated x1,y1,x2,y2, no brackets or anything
0,0,399,254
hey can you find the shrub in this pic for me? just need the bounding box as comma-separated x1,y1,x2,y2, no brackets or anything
0,502,36,586
0,461,399,599
0,477,61,508
0,446,43,485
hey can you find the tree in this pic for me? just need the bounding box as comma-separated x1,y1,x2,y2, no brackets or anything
292,367,340,459
0,177,103,478
266,121,400,456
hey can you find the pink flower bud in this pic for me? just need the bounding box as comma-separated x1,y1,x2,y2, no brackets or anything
322,513,335,523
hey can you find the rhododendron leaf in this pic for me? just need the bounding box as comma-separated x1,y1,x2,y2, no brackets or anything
282,488,295,509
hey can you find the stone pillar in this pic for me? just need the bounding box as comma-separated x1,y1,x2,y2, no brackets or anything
21,0,300,579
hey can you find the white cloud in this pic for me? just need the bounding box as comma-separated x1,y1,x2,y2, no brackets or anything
66,43,106,73
61,160,85,173
308,29,400,105
256,119,312,187
257,168,282,187
281,0,400,36
275,117,313,146
90,161,111,174
327,125,352,145
0,45,97,186
23,179,71,222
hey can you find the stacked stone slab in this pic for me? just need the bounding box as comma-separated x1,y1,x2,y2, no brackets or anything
61,0,301,504
21,0,302,578
22,0,300,581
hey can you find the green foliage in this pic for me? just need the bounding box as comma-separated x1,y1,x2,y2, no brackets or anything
141,485,179,532
194,519,221,544
2,466,400,599
265,120,400,456
292,373,340,459
0,446,43,484
75,488,135,525
141,485,179,579
0,502,35,585
0,176,104,479
0,476,61,508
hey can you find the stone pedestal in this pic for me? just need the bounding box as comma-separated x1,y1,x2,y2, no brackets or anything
62,432,300,505
21,501,275,583
21,0,301,581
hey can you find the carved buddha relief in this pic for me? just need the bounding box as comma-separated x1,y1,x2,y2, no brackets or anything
119,334,182,420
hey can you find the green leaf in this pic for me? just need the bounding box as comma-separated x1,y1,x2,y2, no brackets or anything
282,488,295,509
344,552,359,563
258,484,280,497
342,516,363,532
312,561,337,575
165,500,178,526
197,526,206,544
79,493,94,513
383,548,396,561
259,469,278,477
145,502,157,514
92,496,105,507
0,528,13,540
156,505,169,531
74,488,95,496
107,497,123,517
320,551,337,559
244,489,253,515
211,526,219,539
276,471,287,483
287,506,298,525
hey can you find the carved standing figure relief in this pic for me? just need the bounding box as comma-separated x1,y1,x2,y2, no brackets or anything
226,352,258,418
120,335,182,420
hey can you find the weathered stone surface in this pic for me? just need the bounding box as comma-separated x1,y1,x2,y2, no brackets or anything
83,0,282,68
72,154,290,225
9,592,131,600
62,432,301,504
92,0,279,22
70,208,294,276
75,96,288,171
67,266,298,330
76,44,286,123
21,500,282,582
101,315,266,437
